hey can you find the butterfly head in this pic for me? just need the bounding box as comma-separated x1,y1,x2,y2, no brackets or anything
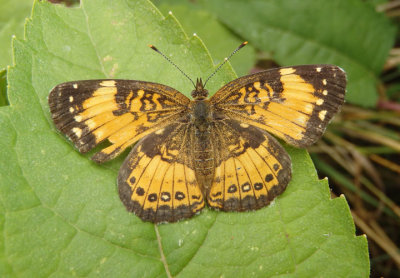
191,78,209,100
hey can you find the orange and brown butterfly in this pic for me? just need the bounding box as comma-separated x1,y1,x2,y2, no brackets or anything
48,42,346,223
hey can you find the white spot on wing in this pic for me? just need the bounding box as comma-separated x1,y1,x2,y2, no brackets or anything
73,83,78,89
155,128,164,135
161,194,169,201
316,99,324,105
72,127,82,138
318,110,327,121
69,96,74,102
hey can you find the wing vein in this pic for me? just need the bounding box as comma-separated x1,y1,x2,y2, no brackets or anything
217,119,277,193
141,156,163,216
232,158,242,210
237,156,259,209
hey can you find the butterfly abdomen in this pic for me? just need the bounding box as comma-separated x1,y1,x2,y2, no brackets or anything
192,133,215,194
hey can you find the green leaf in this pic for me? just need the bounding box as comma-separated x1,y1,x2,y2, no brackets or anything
366,0,389,7
200,0,396,107
0,0,369,277
0,0,34,70
155,0,256,77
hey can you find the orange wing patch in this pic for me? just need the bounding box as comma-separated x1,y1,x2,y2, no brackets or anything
118,123,205,223
49,80,190,163
211,65,346,147
208,119,291,211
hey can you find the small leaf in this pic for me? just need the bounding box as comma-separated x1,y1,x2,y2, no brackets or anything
0,0,369,277
200,0,396,107
0,0,34,69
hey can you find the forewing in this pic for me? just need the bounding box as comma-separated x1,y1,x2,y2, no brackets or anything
207,119,291,211
118,123,205,223
210,65,346,147
48,79,190,163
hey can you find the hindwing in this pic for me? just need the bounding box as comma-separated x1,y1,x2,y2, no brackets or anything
118,123,205,223
208,119,291,211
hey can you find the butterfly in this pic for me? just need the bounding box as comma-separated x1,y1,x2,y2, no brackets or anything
48,42,346,223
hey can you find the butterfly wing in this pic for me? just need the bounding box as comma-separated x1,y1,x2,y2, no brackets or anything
118,122,205,223
48,79,190,163
207,118,291,211
210,65,346,147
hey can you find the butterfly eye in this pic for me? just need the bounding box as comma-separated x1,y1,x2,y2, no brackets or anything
191,78,208,99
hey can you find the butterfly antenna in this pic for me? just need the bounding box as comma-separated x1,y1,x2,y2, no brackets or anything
203,41,248,88
148,45,196,88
